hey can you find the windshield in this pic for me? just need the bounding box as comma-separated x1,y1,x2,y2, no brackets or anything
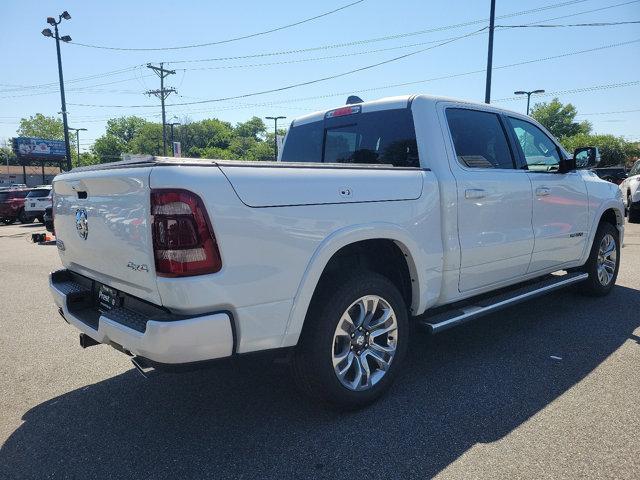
281,108,419,167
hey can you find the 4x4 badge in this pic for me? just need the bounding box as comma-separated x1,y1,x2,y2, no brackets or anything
75,209,88,240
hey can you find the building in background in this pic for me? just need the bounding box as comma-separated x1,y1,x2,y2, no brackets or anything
0,165,60,187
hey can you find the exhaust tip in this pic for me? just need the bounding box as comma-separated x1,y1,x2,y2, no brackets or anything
131,356,154,378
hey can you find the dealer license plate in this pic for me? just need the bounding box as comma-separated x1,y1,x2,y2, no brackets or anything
97,285,121,313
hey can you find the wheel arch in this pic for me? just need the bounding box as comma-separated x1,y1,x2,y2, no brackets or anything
580,201,625,265
280,223,430,348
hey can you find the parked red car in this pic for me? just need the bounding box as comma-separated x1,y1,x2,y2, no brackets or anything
0,188,33,225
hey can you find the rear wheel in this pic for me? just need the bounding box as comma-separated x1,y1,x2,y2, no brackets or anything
292,272,408,409
18,209,33,224
580,222,620,296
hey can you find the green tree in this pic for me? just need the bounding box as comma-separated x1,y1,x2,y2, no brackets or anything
530,98,591,139
92,135,126,163
0,145,18,166
105,116,148,143
235,117,267,140
16,113,65,139
562,133,640,167
128,123,165,156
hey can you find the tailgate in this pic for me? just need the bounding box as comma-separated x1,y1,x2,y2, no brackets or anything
53,167,160,304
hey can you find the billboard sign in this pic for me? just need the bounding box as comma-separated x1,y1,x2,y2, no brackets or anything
13,137,66,160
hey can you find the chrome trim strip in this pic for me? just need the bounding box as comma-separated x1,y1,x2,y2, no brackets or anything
428,273,588,333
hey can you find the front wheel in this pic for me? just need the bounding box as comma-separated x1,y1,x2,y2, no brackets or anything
580,222,620,296
1,217,16,225
292,272,408,409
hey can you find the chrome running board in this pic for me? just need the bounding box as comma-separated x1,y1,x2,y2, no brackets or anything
421,271,588,334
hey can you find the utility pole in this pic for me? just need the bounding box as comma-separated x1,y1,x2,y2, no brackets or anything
167,121,181,156
484,0,496,104
514,89,545,115
68,127,87,165
146,63,176,156
42,11,72,171
265,116,286,160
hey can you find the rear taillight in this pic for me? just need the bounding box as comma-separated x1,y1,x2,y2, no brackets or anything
151,189,222,277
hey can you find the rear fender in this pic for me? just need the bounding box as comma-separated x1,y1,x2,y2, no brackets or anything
280,223,436,348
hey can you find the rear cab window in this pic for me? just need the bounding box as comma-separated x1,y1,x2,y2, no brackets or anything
281,106,420,168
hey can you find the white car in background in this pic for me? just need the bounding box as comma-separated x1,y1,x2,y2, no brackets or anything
24,185,53,223
621,159,640,223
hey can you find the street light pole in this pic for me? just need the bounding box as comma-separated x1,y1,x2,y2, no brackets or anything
514,89,545,115
68,127,87,165
265,116,286,160
42,12,72,171
484,0,496,104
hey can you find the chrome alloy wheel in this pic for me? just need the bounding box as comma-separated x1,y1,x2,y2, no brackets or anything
596,233,617,286
331,295,398,391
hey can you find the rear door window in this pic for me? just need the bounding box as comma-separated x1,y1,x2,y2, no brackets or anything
446,108,515,169
26,189,51,198
281,108,420,167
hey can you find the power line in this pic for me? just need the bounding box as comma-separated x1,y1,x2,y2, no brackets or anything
493,81,640,102
0,65,144,93
164,39,640,116
163,0,595,65
67,0,366,51
68,28,487,109
67,34,638,109
497,20,640,27
576,108,640,115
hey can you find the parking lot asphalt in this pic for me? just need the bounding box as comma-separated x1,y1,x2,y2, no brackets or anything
0,221,639,480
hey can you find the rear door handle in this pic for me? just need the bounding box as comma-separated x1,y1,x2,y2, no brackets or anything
465,188,486,199
536,187,551,196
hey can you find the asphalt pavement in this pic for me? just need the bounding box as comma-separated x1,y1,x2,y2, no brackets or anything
0,221,638,479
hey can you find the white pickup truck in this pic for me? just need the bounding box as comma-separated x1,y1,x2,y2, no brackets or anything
49,95,624,408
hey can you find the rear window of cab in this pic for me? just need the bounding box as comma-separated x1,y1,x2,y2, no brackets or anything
281,107,420,168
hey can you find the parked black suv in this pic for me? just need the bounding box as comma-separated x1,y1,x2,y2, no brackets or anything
593,167,627,185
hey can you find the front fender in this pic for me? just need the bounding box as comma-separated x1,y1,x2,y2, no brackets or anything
280,222,442,348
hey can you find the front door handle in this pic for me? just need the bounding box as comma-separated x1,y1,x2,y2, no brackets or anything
536,186,551,196
465,188,486,199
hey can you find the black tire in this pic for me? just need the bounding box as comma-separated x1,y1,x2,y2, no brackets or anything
292,271,409,409
580,222,620,296
1,217,16,225
628,197,640,223
18,209,33,224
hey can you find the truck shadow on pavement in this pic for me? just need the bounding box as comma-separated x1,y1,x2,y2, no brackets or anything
1,286,639,479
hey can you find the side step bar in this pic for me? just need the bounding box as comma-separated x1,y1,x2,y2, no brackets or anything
420,271,588,334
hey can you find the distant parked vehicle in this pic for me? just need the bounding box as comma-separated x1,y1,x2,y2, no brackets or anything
594,166,628,185
43,205,54,234
24,186,53,223
0,188,32,225
620,159,640,223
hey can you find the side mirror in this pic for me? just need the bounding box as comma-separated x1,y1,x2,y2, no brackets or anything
573,147,600,169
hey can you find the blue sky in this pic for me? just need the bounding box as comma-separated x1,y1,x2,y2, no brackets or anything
1,0,639,152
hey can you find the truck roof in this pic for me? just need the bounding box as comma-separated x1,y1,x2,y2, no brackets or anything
290,94,520,127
